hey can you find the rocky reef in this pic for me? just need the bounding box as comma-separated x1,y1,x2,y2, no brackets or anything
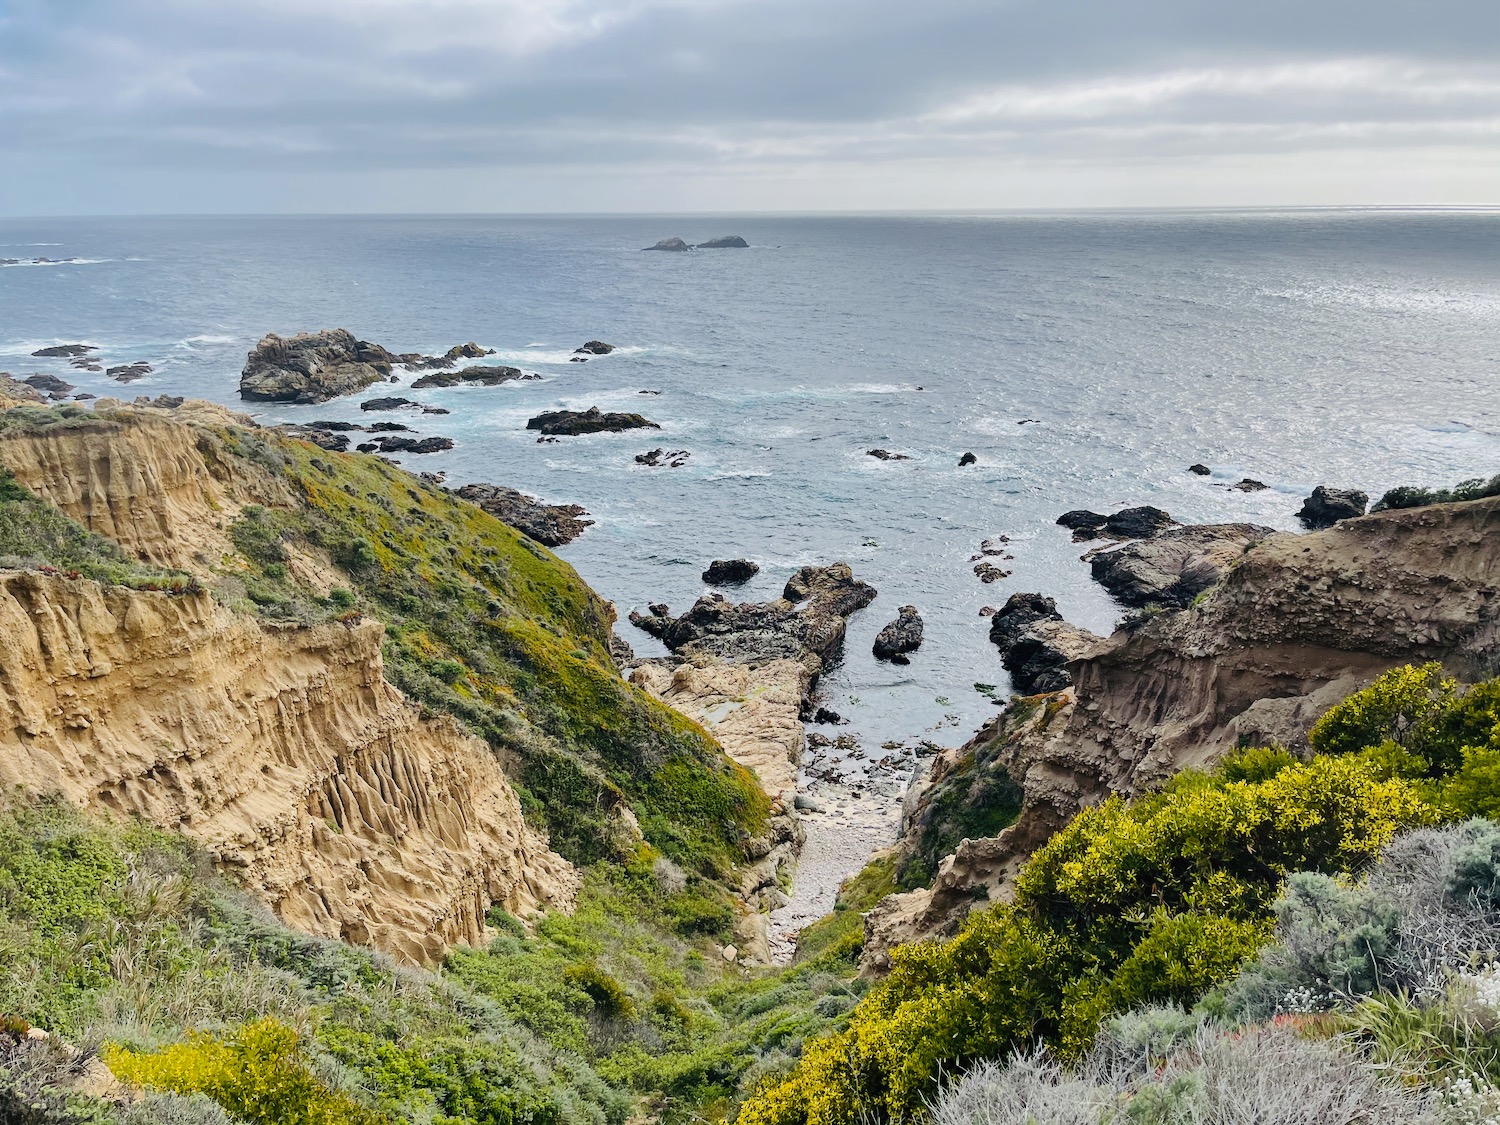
239,330,495,403
452,482,593,546
526,407,660,436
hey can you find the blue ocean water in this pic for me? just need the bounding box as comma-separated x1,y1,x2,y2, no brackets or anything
3,211,1498,756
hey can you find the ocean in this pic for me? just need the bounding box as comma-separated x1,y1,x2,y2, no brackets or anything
3,209,1498,826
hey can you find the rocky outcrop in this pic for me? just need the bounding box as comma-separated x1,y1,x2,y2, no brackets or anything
526,407,660,436
643,238,692,252
1089,522,1275,608
959,452,977,467
575,341,615,355
410,366,523,389
866,496,1500,967
630,564,876,677
1298,485,1369,529
362,435,454,455
0,570,576,964
31,345,94,359
453,483,593,547
988,593,1101,693
867,449,911,461
239,330,398,403
703,559,759,586
696,236,750,249
240,332,496,403
107,363,152,384
23,374,72,396
873,606,924,664
636,448,690,468
1057,505,1178,542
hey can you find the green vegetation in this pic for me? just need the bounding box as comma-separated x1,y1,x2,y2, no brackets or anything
1372,472,1500,512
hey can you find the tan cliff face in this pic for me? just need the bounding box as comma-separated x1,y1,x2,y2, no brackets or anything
0,404,580,963
0,569,576,964
865,496,1500,968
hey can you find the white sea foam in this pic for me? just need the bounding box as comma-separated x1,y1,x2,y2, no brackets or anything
0,257,109,268
178,334,240,347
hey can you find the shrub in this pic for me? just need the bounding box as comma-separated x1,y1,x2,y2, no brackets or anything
104,1019,387,1125
1309,663,1456,761
1373,474,1500,512
734,755,1434,1124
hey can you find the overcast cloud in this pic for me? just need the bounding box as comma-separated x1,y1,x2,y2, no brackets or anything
0,0,1496,213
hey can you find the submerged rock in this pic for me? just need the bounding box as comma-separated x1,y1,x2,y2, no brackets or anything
643,238,692,252
703,559,760,586
31,344,94,358
454,483,593,547
527,407,660,436
695,235,749,249
410,365,523,389
107,362,153,383
1297,485,1369,529
873,606,924,664
1231,478,1268,492
988,593,1101,693
635,448,690,467
361,397,418,411
867,448,912,461
1090,522,1275,608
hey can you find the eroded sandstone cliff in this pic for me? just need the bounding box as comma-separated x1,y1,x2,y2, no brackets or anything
864,496,1500,967
0,569,576,964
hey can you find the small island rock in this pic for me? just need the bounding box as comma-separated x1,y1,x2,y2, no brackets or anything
703,559,760,586
575,341,615,355
1297,485,1369,529
695,236,750,249
527,407,660,437
643,238,692,252
872,606,924,664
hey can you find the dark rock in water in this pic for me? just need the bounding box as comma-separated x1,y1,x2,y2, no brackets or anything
454,482,593,547
978,605,997,616
419,471,446,485
569,356,589,363
356,442,377,453
411,365,523,389
703,559,760,586
306,420,364,432
105,362,153,383
649,603,671,617
32,344,95,358
867,448,911,461
633,563,876,681
1104,506,1178,540
374,435,454,454
361,397,417,411
988,592,1101,694
70,358,103,372
1090,522,1275,608
575,341,615,355
1188,464,1212,476
1231,478,1267,492
73,393,95,401
635,448,690,467
421,406,450,415
239,329,402,403
643,238,692,252
367,421,410,432
958,452,977,467
973,562,1009,583
527,407,660,436
608,632,635,668
394,342,494,370
695,235,749,249
639,389,661,395
1057,509,1107,534
1297,485,1369,529
873,605,924,663
812,706,846,725
23,374,73,395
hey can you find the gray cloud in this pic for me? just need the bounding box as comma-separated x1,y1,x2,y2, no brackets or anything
1,0,1496,212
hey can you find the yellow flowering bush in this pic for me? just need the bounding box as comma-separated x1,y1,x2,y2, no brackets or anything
735,754,1434,1124
104,1018,386,1125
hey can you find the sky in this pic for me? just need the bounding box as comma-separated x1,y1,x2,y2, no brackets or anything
0,0,1497,215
